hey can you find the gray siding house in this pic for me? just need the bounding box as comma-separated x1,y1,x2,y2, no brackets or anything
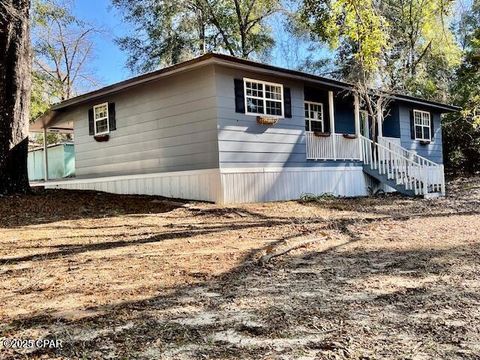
31,53,458,203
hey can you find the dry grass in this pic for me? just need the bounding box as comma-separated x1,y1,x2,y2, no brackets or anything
0,177,479,359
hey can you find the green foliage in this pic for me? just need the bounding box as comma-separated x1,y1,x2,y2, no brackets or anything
381,0,461,100
301,0,388,80
443,1,480,174
30,0,98,122
112,0,280,72
299,0,461,96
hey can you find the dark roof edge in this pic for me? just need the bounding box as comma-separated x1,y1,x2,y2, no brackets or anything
51,53,218,110
50,52,460,113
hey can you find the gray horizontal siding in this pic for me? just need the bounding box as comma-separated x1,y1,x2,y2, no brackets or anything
398,104,444,164
214,65,365,169
65,65,219,177
215,65,326,169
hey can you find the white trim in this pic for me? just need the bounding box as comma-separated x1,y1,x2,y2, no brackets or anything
413,109,431,141
93,102,110,136
41,169,222,203
220,166,363,174
220,167,370,204
304,101,324,132
328,91,336,160
354,95,362,158
43,127,48,181
40,168,219,186
243,77,284,118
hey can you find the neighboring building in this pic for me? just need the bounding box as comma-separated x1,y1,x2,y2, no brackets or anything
30,53,459,203
28,143,75,181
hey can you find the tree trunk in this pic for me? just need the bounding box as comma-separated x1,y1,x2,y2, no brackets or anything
0,0,32,195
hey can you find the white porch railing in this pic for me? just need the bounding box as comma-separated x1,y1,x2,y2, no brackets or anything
361,135,445,196
306,132,361,160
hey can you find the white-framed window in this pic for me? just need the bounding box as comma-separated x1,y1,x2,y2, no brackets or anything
304,101,324,132
94,102,109,135
244,78,284,117
413,109,431,141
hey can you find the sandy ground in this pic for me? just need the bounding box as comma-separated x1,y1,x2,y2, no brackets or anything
0,177,479,359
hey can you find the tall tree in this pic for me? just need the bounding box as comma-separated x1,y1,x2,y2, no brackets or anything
30,0,100,146
300,0,391,138
443,0,480,173
298,0,460,99
380,0,461,101
32,0,100,106
0,0,32,195
112,0,280,72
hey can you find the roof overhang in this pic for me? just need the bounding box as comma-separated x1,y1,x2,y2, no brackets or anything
30,53,460,132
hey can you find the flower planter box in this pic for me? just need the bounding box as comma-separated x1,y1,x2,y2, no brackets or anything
256,116,279,126
313,131,331,137
94,134,110,142
342,134,357,139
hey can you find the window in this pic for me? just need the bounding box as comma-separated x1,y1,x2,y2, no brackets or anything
304,101,324,132
244,78,284,117
94,103,109,135
413,109,431,141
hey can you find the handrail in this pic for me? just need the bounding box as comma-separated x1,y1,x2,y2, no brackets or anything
361,135,445,196
360,136,419,166
379,137,439,167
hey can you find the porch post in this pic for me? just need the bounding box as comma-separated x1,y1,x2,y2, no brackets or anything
354,94,362,160
376,98,383,139
43,127,48,181
328,91,336,160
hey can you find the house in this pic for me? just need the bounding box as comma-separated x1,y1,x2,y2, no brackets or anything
30,53,459,204
28,143,75,181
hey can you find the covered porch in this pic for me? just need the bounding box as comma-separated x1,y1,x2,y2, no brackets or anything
29,110,75,182
304,87,390,161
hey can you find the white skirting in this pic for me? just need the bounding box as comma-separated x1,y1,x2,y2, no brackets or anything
43,169,222,203
41,166,385,204
220,166,369,204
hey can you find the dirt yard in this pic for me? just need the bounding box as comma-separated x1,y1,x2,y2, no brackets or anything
0,177,479,359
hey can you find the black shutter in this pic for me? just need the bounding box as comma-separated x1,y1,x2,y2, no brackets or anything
410,110,415,139
88,108,94,135
234,79,245,113
108,102,116,131
284,87,292,118
430,112,434,141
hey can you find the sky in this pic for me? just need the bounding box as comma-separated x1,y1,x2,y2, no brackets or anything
72,0,130,86
70,0,325,88
70,0,470,89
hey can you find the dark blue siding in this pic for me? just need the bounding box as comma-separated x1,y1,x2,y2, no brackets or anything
334,95,355,134
383,103,401,138
398,103,443,164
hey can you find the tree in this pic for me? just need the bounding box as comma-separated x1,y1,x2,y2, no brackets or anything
299,0,391,139
30,0,100,146
112,0,281,72
442,0,480,174
0,0,32,195
298,0,460,99
32,0,100,104
380,0,461,101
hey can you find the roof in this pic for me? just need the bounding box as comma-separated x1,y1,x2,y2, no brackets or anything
31,53,460,131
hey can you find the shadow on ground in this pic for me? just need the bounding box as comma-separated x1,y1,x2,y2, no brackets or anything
1,177,479,359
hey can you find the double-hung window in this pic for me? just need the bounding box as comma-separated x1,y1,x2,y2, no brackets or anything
244,78,284,117
94,103,109,135
413,109,431,141
304,101,324,132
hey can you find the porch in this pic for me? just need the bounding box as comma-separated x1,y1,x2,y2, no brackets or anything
302,89,445,197
304,89,384,161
